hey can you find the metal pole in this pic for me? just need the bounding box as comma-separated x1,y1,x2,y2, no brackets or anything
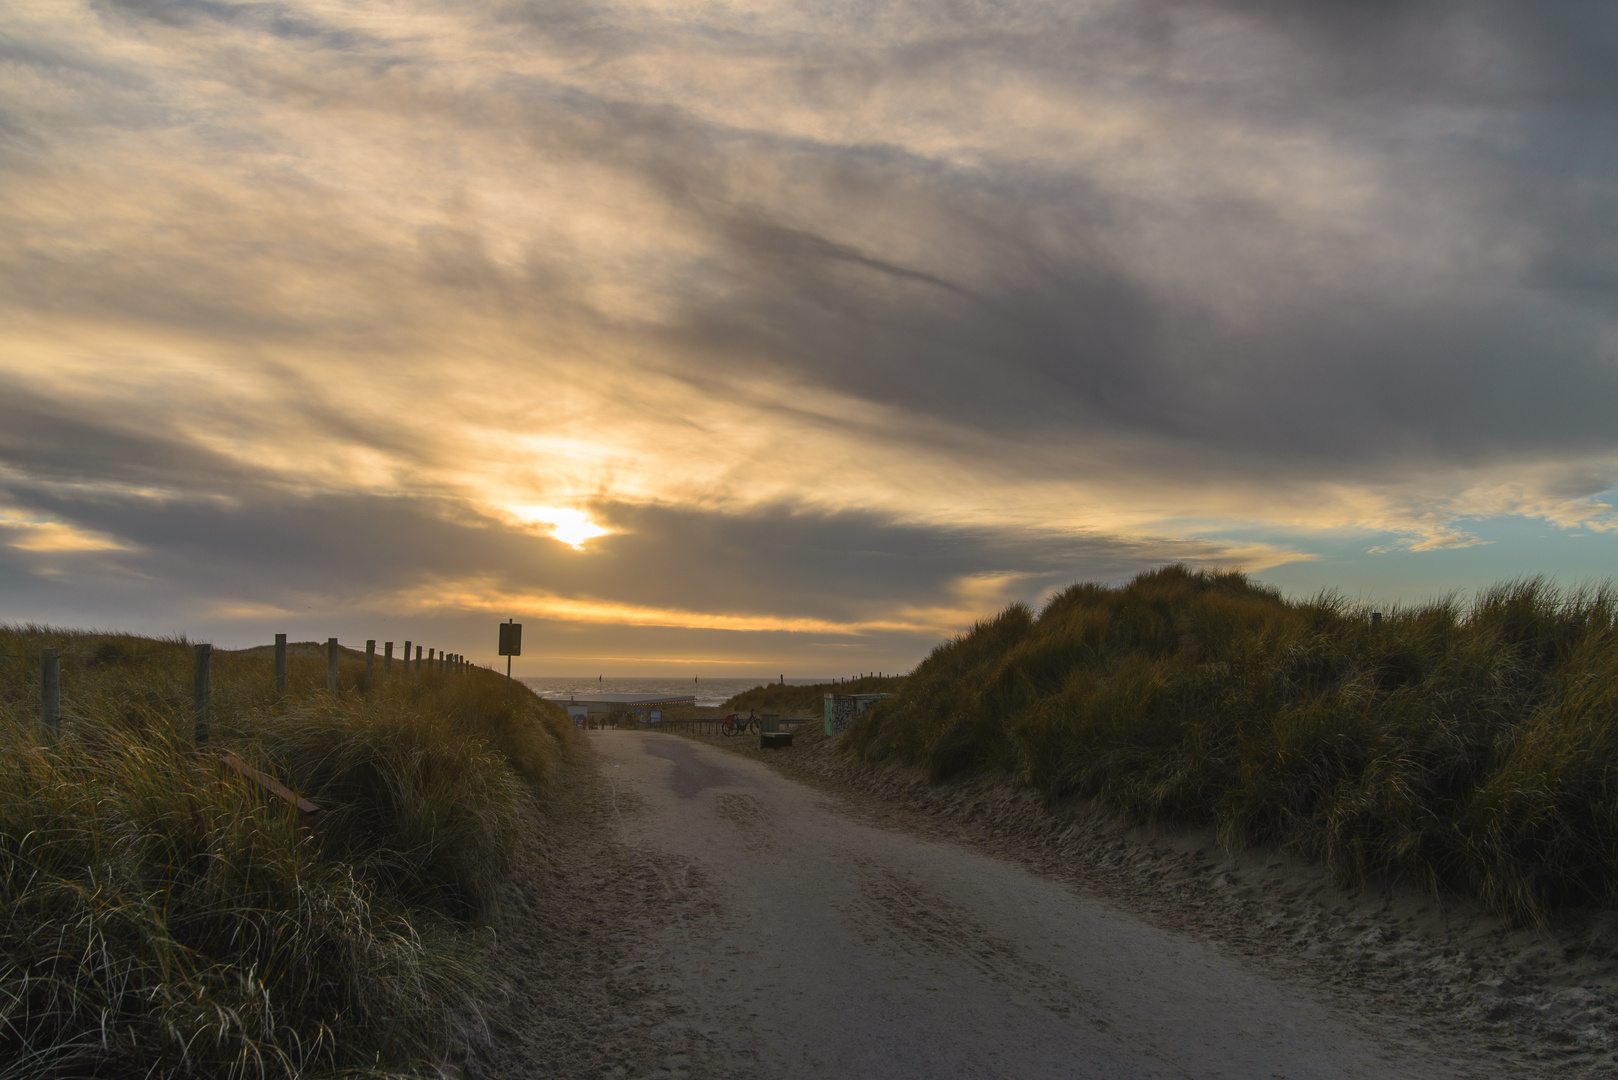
327,637,339,694
193,643,211,744
364,640,376,689
40,648,60,733
274,633,287,701
506,654,511,703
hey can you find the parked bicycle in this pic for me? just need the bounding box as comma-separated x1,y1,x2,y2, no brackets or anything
721,711,759,737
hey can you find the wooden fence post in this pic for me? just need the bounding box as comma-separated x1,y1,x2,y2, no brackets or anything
415,644,422,671
364,640,376,689
40,648,60,733
403,640,412,675
194,643,212,744
327,637,339,694
274,633,287,701
428,647,435,672
383,641,393,679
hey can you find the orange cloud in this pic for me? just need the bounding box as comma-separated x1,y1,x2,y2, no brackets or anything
387,577,950,635
0,511,131,553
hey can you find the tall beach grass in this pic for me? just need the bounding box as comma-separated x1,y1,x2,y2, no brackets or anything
0,628,573,1078
844,566,1618,923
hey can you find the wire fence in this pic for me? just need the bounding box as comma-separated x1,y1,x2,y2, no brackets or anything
10,634,486,816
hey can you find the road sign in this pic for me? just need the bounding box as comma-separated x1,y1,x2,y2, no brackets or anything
500,619,522,703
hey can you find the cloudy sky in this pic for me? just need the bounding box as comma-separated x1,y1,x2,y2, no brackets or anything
2,0,1615,675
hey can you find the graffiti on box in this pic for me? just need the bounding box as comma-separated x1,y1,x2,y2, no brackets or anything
823,693,893,736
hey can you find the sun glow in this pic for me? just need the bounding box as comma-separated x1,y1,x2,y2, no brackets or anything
506,505,611,549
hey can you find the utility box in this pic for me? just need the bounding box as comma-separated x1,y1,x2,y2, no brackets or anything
498,622,522,656
824,693,892,736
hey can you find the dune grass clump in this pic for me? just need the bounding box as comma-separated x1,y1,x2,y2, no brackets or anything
843,566,1618,923
0,626,572,1078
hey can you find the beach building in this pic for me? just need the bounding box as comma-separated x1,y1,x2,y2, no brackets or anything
545,692,696,724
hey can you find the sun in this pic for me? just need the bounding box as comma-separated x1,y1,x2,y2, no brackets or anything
506,505,611,549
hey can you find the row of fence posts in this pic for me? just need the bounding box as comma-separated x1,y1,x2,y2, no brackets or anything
35,637,477,742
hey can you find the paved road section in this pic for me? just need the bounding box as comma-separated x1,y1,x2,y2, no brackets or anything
588,730,1436,1080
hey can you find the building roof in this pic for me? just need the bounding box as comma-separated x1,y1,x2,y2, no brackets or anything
544,693,697,706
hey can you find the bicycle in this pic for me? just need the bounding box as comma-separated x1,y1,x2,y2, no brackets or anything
721,712,758,737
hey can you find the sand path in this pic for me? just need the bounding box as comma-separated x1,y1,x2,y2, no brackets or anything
585,728,1447,1080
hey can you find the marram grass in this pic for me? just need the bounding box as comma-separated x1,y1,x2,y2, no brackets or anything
0,628,573,1078
844,566,1618,924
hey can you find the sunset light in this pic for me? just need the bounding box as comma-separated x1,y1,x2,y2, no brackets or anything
507,506,612,550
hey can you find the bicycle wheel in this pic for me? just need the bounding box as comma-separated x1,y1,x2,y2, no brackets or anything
722,717,737,737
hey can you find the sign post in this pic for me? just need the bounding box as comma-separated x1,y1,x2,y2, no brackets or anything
498,619,522,703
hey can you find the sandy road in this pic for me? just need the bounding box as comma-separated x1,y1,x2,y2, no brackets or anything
588,729,1447,1080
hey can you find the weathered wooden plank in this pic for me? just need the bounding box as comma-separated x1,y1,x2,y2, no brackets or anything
194,643,211,744
221,751,321,814
40,648,59,733
274,633,287,700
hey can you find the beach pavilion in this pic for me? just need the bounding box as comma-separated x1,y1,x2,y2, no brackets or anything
544,692,696,724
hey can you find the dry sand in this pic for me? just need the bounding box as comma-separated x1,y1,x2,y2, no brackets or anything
472,750,727,1080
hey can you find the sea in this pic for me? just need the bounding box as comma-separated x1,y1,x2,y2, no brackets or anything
520,676,829,708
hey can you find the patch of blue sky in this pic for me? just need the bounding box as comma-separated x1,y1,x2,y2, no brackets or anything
1197,515,1618,609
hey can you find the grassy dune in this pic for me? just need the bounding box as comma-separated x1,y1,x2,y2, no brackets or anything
844,566,1618,923
0,627,573,1079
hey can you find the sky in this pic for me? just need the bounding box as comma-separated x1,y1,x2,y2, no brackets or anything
2,0,1616,676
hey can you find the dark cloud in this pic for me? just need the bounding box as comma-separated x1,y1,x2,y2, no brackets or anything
0,461,1200,629
1194,1,1618,109
0,381,254,491
555,4,1617,472
95,0,377,52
